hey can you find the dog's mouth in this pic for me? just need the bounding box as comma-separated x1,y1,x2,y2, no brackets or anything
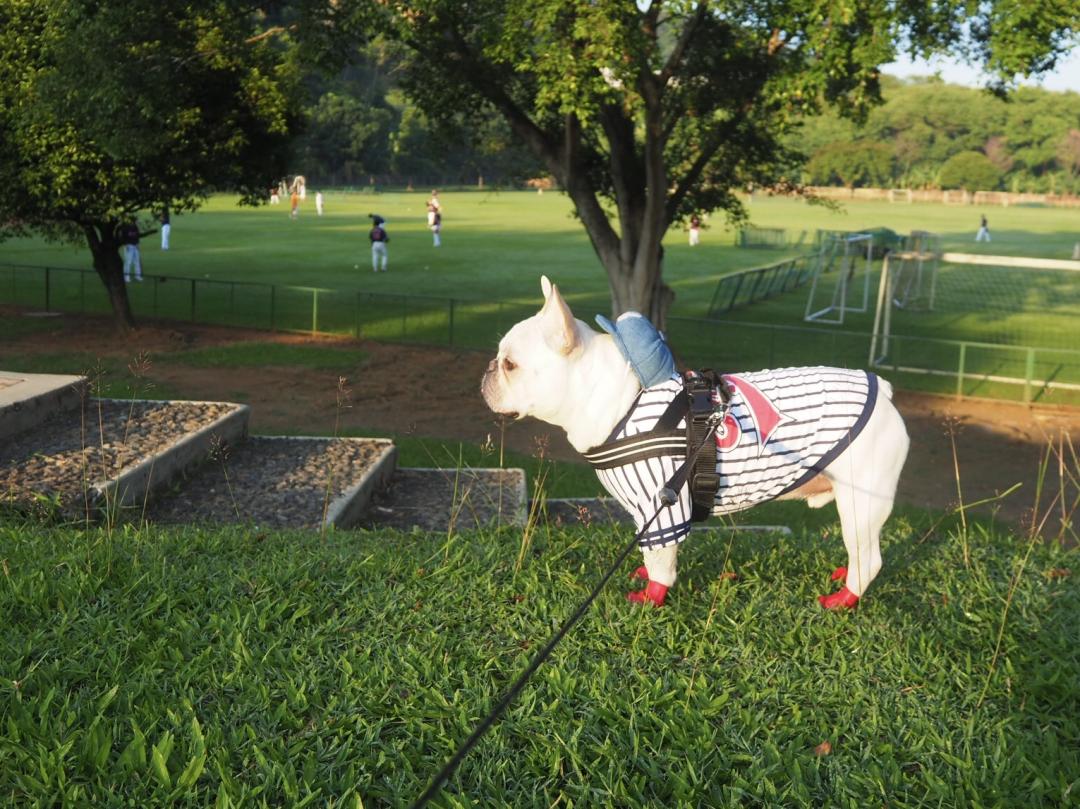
480,370,520,420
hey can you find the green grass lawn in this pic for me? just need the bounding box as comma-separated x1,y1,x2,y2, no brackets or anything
4,195,1079,806
1,517,1076,807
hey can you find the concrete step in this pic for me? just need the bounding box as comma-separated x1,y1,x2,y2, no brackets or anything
147,435,396,530
0,371,87,442
0,397,248,519
357,467,527,532
0,370,537,533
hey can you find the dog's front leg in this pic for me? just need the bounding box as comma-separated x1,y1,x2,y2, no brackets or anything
628,544,678,606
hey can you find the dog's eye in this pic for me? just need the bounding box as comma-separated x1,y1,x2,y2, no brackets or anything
502,357,517,372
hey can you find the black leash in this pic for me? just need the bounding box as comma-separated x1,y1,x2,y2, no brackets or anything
409,410,725,809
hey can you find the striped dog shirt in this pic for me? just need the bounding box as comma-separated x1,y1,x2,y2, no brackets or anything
584,367,878,550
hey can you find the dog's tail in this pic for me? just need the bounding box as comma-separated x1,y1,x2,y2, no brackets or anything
875,374,895,400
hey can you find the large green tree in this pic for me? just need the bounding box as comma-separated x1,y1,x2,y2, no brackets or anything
299,91,396,185
862,82,1006,186
0,0,304,329
806,141,895,188
349,0,1079,325
938,150,1003,190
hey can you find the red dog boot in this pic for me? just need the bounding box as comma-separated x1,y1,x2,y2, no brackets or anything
631,566,649,581
627,580,669,606
818,586,859,610
831,566,847,582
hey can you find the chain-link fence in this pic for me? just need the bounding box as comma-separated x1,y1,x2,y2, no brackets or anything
3,262,1077,405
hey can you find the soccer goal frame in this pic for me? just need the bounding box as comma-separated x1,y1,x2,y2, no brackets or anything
869,251,1080,398
803,232,873,324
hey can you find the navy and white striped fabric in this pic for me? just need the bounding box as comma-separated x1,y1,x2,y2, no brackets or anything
589,367,878,550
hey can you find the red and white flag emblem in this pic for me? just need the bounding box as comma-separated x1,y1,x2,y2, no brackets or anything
719,374,793,455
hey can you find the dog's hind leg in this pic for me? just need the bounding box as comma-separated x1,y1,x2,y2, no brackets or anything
628,544,678,606
818,390,909,609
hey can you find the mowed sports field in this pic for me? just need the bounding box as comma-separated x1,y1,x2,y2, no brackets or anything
3,190,1079,308
2,191,1079,401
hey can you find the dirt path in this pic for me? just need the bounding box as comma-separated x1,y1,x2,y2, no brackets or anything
4,309,1077,533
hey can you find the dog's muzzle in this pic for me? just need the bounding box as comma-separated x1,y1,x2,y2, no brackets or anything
480,363,518,418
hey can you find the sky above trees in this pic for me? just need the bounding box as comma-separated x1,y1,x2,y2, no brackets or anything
884,48,1080,93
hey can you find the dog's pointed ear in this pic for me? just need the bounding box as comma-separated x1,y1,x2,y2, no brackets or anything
538,277,579,355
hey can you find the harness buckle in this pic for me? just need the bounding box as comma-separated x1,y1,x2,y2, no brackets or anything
706,404,729,427
689,386,713,415
683,369,727,523
692,470,720,493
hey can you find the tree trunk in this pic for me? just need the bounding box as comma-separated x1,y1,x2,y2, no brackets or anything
559,100,675,329
604,244,675,331
558,165,675,328
559,182,677,328
84,223,136,331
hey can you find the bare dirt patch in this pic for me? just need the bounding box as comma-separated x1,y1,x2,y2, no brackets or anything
3,307,1077,533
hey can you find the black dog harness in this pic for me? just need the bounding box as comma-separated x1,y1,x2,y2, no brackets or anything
583,371,725,522
583,367,879,550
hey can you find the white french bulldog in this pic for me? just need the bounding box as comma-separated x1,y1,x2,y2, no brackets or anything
481,277,910,608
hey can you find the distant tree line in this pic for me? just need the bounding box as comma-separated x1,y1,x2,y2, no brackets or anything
791,77,1080,194
296,58,1080,197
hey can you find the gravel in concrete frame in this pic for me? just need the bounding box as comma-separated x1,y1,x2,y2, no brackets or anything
148,437,390,529
357,468,526,532
0,400,239,514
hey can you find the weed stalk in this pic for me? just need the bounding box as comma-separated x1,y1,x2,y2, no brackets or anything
122,351,153,446
443,444,476,560
515,435,550,576
89,361,115,536
947,418,969,566
209,434,240,521
977,439,1058,708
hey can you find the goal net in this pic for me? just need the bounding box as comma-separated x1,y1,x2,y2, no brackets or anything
888,231,942,311
736,226,795,248
803,232,873,324
706,254,816,316
870,251,1080,399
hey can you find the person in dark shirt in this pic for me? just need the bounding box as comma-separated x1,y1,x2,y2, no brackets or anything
369,213,389,272
121,222,143,282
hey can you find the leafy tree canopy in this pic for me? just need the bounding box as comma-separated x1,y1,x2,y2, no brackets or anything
0,0,305,327
806,141,894,188
291,43,545,188
340,0,1080,323
939,150,1004,190
298,91,396,184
